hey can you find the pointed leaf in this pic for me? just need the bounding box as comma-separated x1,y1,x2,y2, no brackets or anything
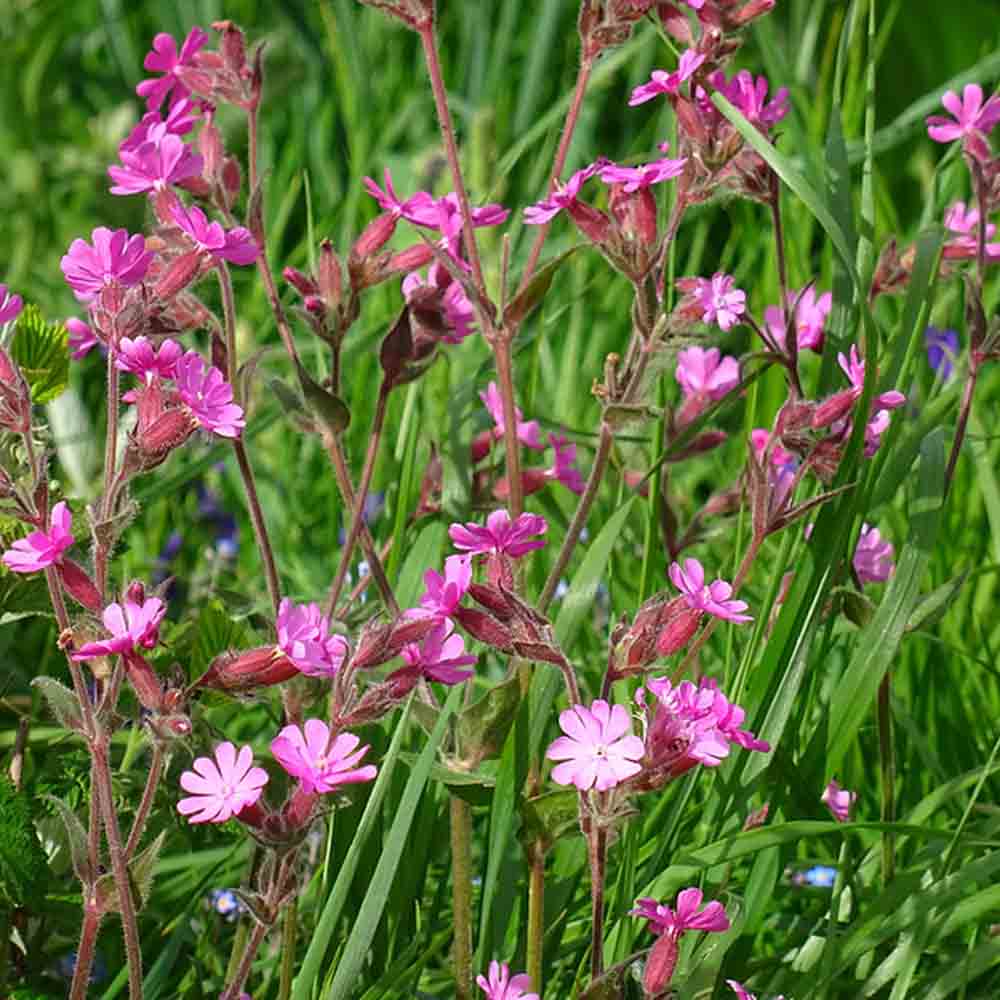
505,245,580,327
41,793,92,885
294,358,351,435
31,676,84,733
456,671,522,768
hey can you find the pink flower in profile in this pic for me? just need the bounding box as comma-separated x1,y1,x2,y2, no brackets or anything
136,27,211,111
116,337,183,384
926,84,1000,145
599,150,687,192
170,201,259,265
271,719,377,795
450,510,548,559
60,228,153,302
547,433,586,494
707,69,789,128
675,347,740,402
523,161,605,225
177,742,268,824
853,523,894,584
480,382,544,450
476,961,539,1000
822,779,856,823
2,502,74,573
629,50,706,105
72,597,166,660
400,621,477,685
277,598,349,678
414,554,473,621
362,168,436,224
108,133,203,196
727,981,786,1000
676,273,746,330
406,191,510,233
764,287,833,353
670,558,752,623
632,888,730,938
67,318,100,360
174,351,245,438
546,700,645,791
0,284,23,325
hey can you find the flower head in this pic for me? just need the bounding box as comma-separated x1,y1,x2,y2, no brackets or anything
108,133,203,196
177,742,268,824
121,97,199,153
171,201,259,265
450,510,548,559
73,597,166,659
400,621,476,685
116,337,183,384
632,888,730,938
670,558,752,622
480,382,543,450
362,168,437,223
546,699,645,791
136,28,211,111
629,50,706,105
174,351,245,438
67,318,100,360
270,719,377,795
675,347,740,402
0,284,23,325
764,287,832,353
2,502,73,573
853,523,894,585
277,598,349,677
925,327,959,381
708,69,789,128
676,273,746,331
476,961,539,1000
523,161,605,225
60,228,152,302
822,778,856,823
926,84,1000,145
547,433,586,494
599,151,687,192
413,554,473,621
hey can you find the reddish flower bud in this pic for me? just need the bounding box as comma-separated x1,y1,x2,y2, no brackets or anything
199,121,224,181
567,200,613,245
123,651,165,712
470,429,495,464
452,606,515,652
283,266,318,297
155,251,203,299
318,240,343,308
643,932,679,997
0,348,31,433
352,213,398,260
743,802,770,831
58,559,103,612
654,606,701,656
728,0,776,26
196,646,299,692
213,19,248,75
656,3,695,44
222,156,242,198
388,243,435,273
811,389,857,429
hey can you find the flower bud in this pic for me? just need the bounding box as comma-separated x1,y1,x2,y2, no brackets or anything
811,389,857,429
58,560,103,612
352,213,398,260
222,156,243,199
155,251,203,300
643,932,679,997
318,240,343,309
123,651,165,712
567,200,613,245
452,606,515,653
199,120,224,181
196,646,299,692
0,348,32,434
283,266,318,297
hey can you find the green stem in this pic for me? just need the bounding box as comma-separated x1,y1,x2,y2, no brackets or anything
525,845,545,992
877,670,895,886
449,795,474,1000
587,823,607,982
278,899,298,1000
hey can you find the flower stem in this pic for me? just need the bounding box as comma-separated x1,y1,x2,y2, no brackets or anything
877,670,896,885
221,919,269,1000
232,438,282,615
216,264,240,398
587,824,608,982
526,842,545,991
449,794,474,1000
126,742,165,858
943,362,978,496
492,335,525,519
69,907,102,1000
278,899,298,1000
417,22,486,297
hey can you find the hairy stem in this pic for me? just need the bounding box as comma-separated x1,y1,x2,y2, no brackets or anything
69,907,102,1000
587,824,608,982
126,742,165,858
492,336,525,519
232,438,282,615
877,670,895,885
278,899,298,1000
449,795,474,1000
221,919,269,1000
526,844,545,991
216,264,240,397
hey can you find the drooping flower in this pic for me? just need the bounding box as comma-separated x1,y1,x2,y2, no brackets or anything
629,50,706,105
479,382,543,451
925,327,959,381
853,523,894,585
2,501,73,573
546,700,645,792
670,558,752,623
821,778,856,823
676,273,746,331
675,347,740,402
399,620,477,685
475,961,539,1000
523,161,605,225
170,201,259,265
108,133,204,196
413,554,473,621
270,719,377,795
116,337,183,384
73,597,167,659
67,318,100,360
0,284,23,325
598,150,687,192
60,228,153,302
926,84,1000,145
174,351,245,438
136,27,211,111
276,598,349,677
177,742,269,824
450,510,548,559
763,286,833,353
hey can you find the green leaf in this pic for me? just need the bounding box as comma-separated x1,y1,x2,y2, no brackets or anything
294,357,351,435
174,599,259,682
41,793,92,884
456,670,522,768
31,676,84,733
10,304,70,403
394,520,446,609
503,245,580,327
0,776,49,907
906,572,968,633
520,788,579,852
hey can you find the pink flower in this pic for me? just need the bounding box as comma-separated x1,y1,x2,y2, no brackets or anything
362,168,437,223
523,161,605,225
546,700,645,791
116,337,183,384
838,346,907,411
707,69,789,128
413,554,473,620
67,318,99,360
942,201,1000,261
547,433,586,494
136,27,211,111
480,382,544,450
174,351,245,438
73,597,166,659
676,273,746,330
121,97,199,153
177,742,269,824
476,961,539,1000
407,191,510,233
632,888,730,937
400,620,477,685
763,287,832,353
822,778,856,823
750,428,798,510
270,719,377,795
450,510,548,559
108,133,204,196
629,50,706,105
675,347,740,401
670,558,752,623
726,980,788,1000
170,201,259,265
599,150,687,192
276,598,349,678
0,284,23,325
60,227,152,302
853,523,894,584
926,84,1000,144
402,264,476,343
2,501,73,573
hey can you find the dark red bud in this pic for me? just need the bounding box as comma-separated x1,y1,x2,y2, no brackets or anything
811,390,857,429
222,156,242,198
388,244,435,272
352,213,398,259
318,240,343,307
452,606,515,652
567,200,613,245
58,560,103,612
643,931,680,997
196,646,299,692
283,267,318,297
654,606,701,656
155,251,203,299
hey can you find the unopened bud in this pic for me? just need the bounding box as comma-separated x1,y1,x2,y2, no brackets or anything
196,646,299,692
567,200,613,245
284,266,318,298
643,932,679,997
318,240,343,307
199,121,224,181
452,606,515,652
124,651,165,712
155,251,203,299
58,560,103,612
352,213,398,260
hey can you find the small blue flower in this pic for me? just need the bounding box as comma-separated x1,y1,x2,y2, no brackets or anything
925,327,959,382
803,864,837,888
209,888,245,920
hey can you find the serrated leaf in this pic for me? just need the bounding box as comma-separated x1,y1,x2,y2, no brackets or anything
31,676,84,732
41,793,92,884
175,599,259,681
0,776,50,907
10,304,70,404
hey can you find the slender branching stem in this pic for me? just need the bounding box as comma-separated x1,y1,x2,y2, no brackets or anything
492,335,525,519
449,795,474,1000
587,823,608,981
69,907,102,1000
126,742,165,858
221,919,269,1000
944,363,979,496
232,438,282,615
216,264,240,397
278,899,298,1000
